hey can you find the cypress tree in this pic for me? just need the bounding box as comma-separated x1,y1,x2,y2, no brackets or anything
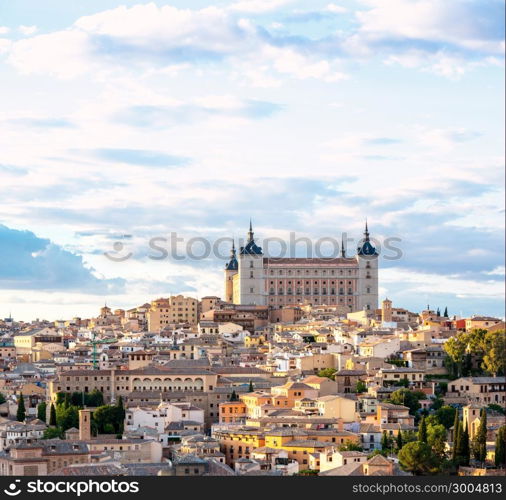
381,430,390,451
474,408,487,464
396,431,403,450
49,403,57,426
418,416,428,443
443,307,449,318
495,426,506,467
37,402,47,422
16,393,26,422
452,411,460,461
248,380,254,392
461,422,470,466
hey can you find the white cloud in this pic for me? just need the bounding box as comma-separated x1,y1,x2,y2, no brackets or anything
7,30,93,78
229,0,296,13
3,3,345,84
0,26,10,34
382,267,505,300
326,3,348,14
356,0,503,52
18,25,37,35
484,266,506,276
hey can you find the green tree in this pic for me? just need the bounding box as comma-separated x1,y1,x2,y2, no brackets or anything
92,404,125,434
56,403,79,431
418,416,428,443
115,396,125,434
472,408,487,464
455,421,470,466
451,413,460,462
444,333,467,378
482,330,506,376
387,389,426,415
16,393,26,422
37,402,47,422
87,389,104,407
338,441,363,451
402,430,418,444
49,403,57,426
443,307,448,318
229,390,238,401
0,392,5,404
43,427,63,439
367,448,387,458
248,380,254,392
435,406,456,429
427,424,447,458
398,441,440,475
487,404,506,415
396,431,403,450
381,431,392,452
55,392,66,405
430,397,444,411
317,368,336,380
494,426,506,467
355,380,367,393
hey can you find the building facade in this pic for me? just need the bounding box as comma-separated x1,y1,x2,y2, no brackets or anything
225,222,379,312
147,295,198,331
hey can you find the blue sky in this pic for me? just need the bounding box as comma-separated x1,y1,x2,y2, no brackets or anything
0,0,504,321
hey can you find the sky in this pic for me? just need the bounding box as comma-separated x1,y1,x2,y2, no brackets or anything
0,0,504,321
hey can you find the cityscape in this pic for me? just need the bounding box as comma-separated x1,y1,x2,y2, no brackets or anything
0,221,504,477
0,0,504,487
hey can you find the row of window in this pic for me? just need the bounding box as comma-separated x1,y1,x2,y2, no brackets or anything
269,288,354,296
268,269,356,276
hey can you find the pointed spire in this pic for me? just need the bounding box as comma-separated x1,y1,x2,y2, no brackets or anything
341,235,346,258
364,218,370,241
247,218,254,243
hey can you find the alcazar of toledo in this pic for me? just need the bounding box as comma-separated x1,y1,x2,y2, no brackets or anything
224,221,379,313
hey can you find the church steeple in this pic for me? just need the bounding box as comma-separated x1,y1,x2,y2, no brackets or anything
364,219,370,241
341,235,346,258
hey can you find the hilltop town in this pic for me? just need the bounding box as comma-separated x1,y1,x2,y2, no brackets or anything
0,293,504,477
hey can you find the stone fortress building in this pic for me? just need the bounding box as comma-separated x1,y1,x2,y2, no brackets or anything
225,221,379,312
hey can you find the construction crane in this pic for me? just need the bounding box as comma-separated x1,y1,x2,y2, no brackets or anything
86,332,110,370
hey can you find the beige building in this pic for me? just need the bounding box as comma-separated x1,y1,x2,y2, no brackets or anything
13,328,62,355
448,377,506,405
48,367,218,405
465,316,503,331
316,395,358,422
147,295,198,331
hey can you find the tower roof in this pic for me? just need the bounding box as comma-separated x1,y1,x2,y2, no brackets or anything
240,220,263,255
225,241,238,270
357,220,378,257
